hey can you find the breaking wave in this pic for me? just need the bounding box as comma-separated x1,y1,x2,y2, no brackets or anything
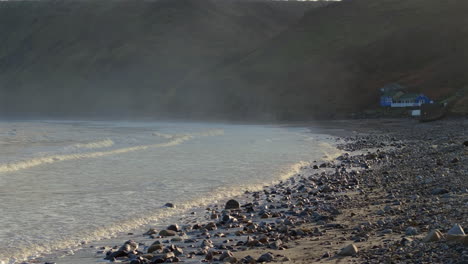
70,139,114,150
0,161,307,264
0,130,223,174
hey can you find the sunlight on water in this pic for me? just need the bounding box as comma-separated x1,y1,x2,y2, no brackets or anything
0,121,337,263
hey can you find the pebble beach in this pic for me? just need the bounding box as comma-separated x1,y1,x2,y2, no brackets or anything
38,119,468,264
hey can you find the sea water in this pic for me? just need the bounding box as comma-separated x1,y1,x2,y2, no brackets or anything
0,120,339,263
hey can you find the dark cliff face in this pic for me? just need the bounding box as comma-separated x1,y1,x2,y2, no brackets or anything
183,0,468,119
0,0,320,119
1,0,467,120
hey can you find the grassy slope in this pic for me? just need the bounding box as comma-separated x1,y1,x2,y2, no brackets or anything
0,0,320,117
185,0,468,119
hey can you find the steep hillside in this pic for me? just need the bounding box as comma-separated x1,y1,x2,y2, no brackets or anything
2,0,467,120
0,0,321,118
182,0,468,119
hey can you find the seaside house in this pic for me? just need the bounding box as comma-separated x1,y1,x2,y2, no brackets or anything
380,83,405,107
390,93,433,107
380,83,433,107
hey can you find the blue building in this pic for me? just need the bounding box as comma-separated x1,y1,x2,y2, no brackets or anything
380,83,433,107
391,93,433,107
380,83,405,107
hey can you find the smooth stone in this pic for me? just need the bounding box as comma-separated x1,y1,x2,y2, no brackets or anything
173,246,184,256
405,226,419,236
424,229,444,242
171,237,183,242
447,224,465,236
159,230,177,237
225,199,240,210
119,240,138,253
219,250,233,261
224,256,238,263
147,243,163,253
167,224,180,232
164,203,176,208
201,239,214,248
257,252,274,262
242,255,256,264
431,188,450,195
338,244,359,256
144,228,157,235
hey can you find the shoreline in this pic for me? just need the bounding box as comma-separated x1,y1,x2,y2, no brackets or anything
26,119,468,263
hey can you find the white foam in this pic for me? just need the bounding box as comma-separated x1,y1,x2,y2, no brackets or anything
0,133,204,174
70,139,114,150
0,160,307,264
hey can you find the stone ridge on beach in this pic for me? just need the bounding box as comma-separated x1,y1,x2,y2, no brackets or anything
37,119,465,264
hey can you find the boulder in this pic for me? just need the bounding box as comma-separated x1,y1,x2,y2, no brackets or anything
167,224,180,232
173,246,184,256
164,203,175,208
405,227,419,236
257,252,274,262
147,242,163,253
448,224,465,236
159,230,177,237
118,240,138,253
219,250,233,261
338,244,359,256
423,229,444,242
225,199,240,210
201,239,214,248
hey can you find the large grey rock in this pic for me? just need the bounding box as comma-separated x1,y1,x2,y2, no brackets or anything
164,203,175,208
338,244,359,256
219,250,233,261
225,199,240,210
405,226,419,236
448,224,465,236
257,252,274,262
201,239,214,249
167,224,180,232
118,240,138,253
159,230,177,236
147,242,163,253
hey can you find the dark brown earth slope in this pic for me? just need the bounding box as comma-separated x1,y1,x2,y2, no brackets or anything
1,0,467,120
0,0,321,118
183,0,468,119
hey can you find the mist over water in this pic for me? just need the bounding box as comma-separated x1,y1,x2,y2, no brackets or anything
0,120,338,263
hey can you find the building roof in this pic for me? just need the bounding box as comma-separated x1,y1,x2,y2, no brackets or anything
398,93,421,100
382,90,404,98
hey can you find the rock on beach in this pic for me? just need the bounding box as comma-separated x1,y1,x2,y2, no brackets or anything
159,230,177,236
225,199,240,210
338,244,359,256
424,229,444,242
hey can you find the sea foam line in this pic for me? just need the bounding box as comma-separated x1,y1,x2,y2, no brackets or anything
0,130,222,174
0,160,307,264
70,139,115,149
